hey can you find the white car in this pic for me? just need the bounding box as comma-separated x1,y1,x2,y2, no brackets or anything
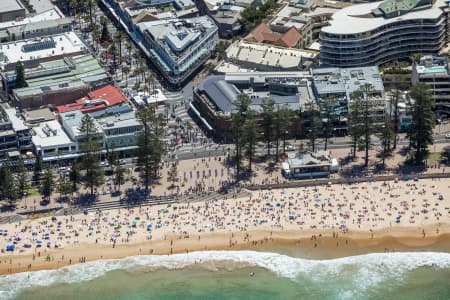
285,145,296,151
119,159,127,165
445,133,450,139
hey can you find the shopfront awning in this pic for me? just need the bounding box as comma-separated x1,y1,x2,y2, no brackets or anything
189,103,213,131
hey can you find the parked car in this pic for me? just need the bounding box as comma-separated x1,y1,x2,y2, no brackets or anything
285,144,296,151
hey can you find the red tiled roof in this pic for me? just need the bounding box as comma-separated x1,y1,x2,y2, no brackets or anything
250,23,273,42
280,27,302,48
56,85,128,114
250,23,301,48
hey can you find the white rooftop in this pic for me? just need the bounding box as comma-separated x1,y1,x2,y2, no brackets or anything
0,0,24,13
32,120,74,148
29,0,54,14
0,8,62,30
3,107,28,131
322,0,447,35
0,31,85,67
227,41,317,69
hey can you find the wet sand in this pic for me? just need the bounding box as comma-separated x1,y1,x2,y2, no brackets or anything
0,225,449,275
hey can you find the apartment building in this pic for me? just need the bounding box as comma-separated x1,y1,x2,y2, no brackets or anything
136,16,218,86
319,0,449,67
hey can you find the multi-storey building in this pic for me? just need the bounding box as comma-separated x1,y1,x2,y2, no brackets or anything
0,7,69,43
193,66,385,139
31,120,78,160
412,55,450,117
136,16,218,86
0,0,26,23
319,0,449,67
0,104,33,162
0,31,87,71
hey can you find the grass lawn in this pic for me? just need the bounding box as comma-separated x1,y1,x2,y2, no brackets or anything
26,187,40,196
426,152,442,163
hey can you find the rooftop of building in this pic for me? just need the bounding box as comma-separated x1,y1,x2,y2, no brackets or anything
249,23,302,48
375,0,427,17
227,41,317,70
22,107,55,123
322,0,447,35
415,55,450,75
312,66,384,98
2,106,28,131
289,0,316,10
126,0,195,8
0,0,24,14
31,119,73,148
137,16,216,59
212,9,242,24
60,110,102,138
271,3,338,30
125,1,198,24
5,54,107,86
224,70,312,84
56,84,128,114
13,79,87,98
0,31,86,68
287,150,333,167
197,74,313,114
0,7,63,30
96,111,141,132
29,0,55,14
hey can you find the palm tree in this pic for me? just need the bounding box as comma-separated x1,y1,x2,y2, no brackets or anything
86,0,96,27
122,65,130,86
143,85,149,96
113,31,126,64
109,43,118,67
91,23,100,52
132,51,140,66
146,73,155,95
126,42,133,58
185,120,193,142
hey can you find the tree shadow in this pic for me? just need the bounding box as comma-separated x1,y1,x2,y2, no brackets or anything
340,164,366,178
122,187,150,204
55,196,70,204
263,161,277,174
339,155,355,166
72,193,98,206
395,163,426,175
0,204,17,212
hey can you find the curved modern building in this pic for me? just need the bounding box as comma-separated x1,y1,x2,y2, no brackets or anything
319,0,449,67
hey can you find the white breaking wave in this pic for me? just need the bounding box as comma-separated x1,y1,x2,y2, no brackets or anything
0,251,449,300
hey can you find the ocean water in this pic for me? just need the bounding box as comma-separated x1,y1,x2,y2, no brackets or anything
2,251,450,300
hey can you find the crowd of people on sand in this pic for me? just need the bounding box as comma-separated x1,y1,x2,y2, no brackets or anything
0,177,448,273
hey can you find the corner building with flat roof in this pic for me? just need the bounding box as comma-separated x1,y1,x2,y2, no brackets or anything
319,0,449,67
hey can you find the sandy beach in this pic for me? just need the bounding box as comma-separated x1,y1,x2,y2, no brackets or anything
0,178,448,275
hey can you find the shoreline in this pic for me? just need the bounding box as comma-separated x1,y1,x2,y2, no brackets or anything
1,223,449,276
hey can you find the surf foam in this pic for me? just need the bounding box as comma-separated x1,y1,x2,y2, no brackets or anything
1,251,449,299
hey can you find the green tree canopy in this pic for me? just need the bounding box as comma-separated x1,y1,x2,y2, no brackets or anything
78,114,103,196
407,83,435,164
15,61,28,88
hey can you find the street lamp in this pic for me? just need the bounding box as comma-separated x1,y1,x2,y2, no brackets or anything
283,130,288,153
